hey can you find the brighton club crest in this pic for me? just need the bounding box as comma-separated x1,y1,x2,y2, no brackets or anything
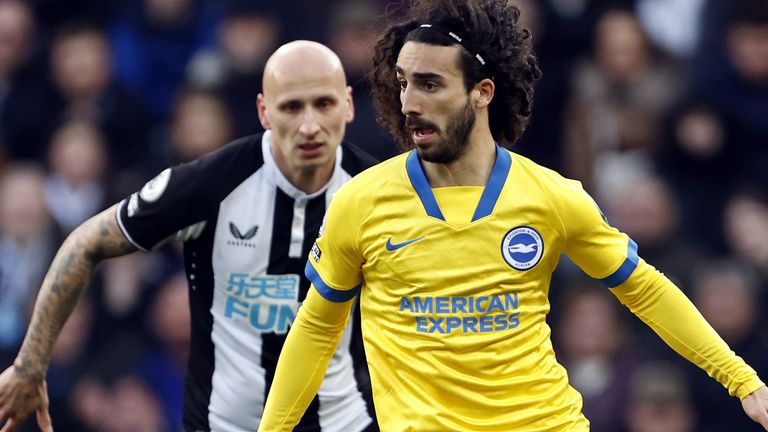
501,226,544,270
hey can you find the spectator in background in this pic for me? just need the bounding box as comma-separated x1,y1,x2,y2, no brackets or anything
46,298,95,432
624,362,696,432
693,0,768,188
187,3,280,138
70,373,171,432
723,188,768,294
510,0,571,172
139,272,190,430
69,373,109,432
555,284,639,432
0,164,59,361
327,0,399,160
102,375,171,432
0,0,54,161
43,119,108,234
608,174,700,289
537,0,620,66
688,259,768,432
634,0,707,60
159,87,234,167
108,0,221,119
49,23,153,174
563,7,682,200
656,100,736,252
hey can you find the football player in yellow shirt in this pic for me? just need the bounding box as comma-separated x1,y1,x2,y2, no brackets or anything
259,0,768,430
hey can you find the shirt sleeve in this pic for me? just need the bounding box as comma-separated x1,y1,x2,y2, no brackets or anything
557,179,638,285
259,185,366,431
304,182,367,300
116,163,211,251
258,288,355,431
554,179,764,398
612,260,765,399
116,137,259,251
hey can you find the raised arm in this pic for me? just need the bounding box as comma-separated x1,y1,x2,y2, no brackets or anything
0,204,137,432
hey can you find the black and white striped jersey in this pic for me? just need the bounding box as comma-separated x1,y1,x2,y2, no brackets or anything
116,131,378,432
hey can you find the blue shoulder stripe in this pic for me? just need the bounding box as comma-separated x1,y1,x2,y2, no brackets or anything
305,261,360,302
602,239,639,288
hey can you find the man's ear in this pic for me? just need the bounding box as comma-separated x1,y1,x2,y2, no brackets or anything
473,78,495,109
257,93,270,129
345,86,355,123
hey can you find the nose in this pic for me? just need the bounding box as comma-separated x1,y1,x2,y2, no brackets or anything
400,86,421,116
299,108,321,136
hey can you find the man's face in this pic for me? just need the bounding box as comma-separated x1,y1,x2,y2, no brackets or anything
396,42,476,163
727,23,768,85
258,66,353,173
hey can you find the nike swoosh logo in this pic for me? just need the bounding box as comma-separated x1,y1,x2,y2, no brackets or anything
386,236,425,251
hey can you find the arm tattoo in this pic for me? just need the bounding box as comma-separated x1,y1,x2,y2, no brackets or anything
14,204,138,380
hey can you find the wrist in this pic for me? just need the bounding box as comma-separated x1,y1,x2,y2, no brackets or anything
13,356,46,381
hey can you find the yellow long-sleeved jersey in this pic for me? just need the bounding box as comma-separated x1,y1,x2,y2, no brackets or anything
259,148,764,431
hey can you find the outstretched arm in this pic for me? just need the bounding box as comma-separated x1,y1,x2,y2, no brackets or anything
0,204,137,432
611,260,767,430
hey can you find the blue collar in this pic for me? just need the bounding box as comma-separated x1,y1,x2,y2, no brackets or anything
405,144,512,222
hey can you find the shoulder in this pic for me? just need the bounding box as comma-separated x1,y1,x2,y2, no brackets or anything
185,133,264,177
164,133,264,202
509,150,583,194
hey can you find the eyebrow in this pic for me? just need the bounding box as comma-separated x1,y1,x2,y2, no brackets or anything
395,66,445,81
277,93,338,106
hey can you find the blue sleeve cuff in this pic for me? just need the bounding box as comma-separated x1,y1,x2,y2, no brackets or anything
304,261,360,302
601,238,639,288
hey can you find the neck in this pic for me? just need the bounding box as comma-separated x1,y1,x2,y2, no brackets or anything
283,165,334,194
422,126,496,187
270,142,335,195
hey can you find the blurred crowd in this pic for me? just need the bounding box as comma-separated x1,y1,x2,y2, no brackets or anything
0,0,766,431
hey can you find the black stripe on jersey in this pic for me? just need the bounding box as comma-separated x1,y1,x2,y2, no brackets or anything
351,298,379,430
182,215,218,432
262,188,327,431
340,141,380,176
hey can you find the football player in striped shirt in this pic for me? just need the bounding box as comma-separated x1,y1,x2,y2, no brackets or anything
0,41,378,432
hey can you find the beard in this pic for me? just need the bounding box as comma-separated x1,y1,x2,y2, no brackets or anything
406,98,476,164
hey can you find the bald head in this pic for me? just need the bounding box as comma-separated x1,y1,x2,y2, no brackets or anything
262,40,347,97
256,40,354,194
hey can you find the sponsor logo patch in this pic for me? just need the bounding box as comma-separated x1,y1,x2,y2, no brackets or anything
223,273,300,334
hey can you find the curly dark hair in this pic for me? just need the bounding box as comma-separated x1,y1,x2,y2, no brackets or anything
370,0,542,149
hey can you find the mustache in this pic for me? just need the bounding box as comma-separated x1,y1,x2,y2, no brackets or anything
404,116,438,131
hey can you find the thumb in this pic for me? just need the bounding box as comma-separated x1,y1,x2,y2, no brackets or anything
37,408,53,432
35,407,52,432
36,381,52,432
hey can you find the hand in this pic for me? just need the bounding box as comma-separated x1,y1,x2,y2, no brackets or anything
0,365,52,432
742,385,768,430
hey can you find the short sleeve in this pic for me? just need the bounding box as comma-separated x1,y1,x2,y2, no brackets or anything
117,136,262,251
